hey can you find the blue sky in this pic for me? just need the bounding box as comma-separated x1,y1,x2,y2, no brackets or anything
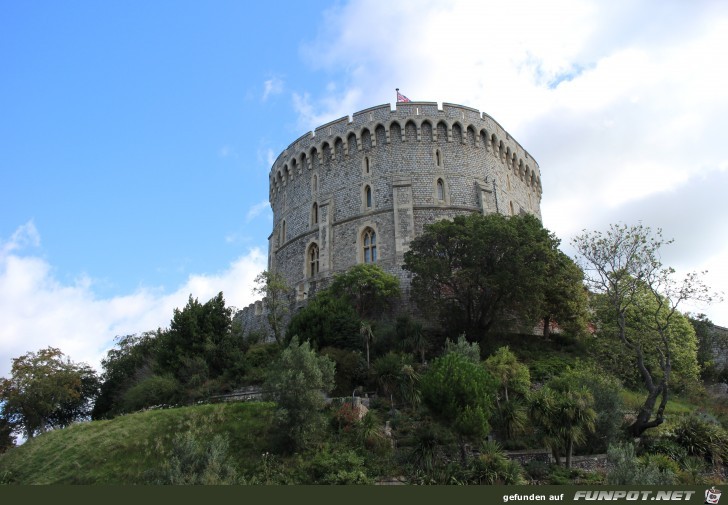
2,0,727,375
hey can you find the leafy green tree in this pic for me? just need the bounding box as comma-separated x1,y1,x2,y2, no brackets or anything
573,223,715,437
328,264,401,319
404,213,558,336
0,416,15,454
92,331,160,419
0,347,100,439
421,350,498,463
528,383,596,468
541,250,590,338
262,338,335,451
155,292,245,396
320,347,367,396
286,290,360,350
253,270,290,347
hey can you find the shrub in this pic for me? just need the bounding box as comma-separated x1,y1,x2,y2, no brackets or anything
150,430,240,484
121,375,180,412
146,410,240,485
302,446,373,484
671,414,728,465
606,442,676,485
466,441,525,484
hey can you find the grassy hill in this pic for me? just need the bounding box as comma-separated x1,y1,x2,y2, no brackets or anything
0,402,275,484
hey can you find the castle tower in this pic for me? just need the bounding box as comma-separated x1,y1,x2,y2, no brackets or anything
267,101,542,302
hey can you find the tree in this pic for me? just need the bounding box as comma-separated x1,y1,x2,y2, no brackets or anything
156,292,245,395
360,320,374,369
404,213,558,336
484,346,530,404
396,315,429,365
541,250,590,338
286,290,360,350
554,364,624,454
253,271,290,347
0,347,100,439
528,383,596,468
573,223,715,437
421,349,498,463
262,338,335,451
484,347,530,441
92,331,160,419
444,334,481,364
328,264,401,319
689,313,728,381
0,416,15,454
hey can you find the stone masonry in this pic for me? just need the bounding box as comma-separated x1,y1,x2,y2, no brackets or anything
238,101,542,337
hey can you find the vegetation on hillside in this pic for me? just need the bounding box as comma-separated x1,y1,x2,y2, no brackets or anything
1,215,726,485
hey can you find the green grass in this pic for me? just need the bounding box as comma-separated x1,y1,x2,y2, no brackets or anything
0,402,275,484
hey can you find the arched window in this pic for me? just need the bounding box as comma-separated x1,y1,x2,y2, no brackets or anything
436,178,445,201
363,228,377,263
312,202,318,225
312,174,318,193
308,243,319,277
281,220,286,243
435,149,441,167
365,185,372,208
365,156,370,174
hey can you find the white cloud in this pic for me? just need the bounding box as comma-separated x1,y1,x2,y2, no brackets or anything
291,0,728,324
245,199,271,223
0,224,267,378
0,220,40,255
262,77,284,101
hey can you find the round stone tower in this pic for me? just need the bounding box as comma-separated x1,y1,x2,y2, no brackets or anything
268,101,542,301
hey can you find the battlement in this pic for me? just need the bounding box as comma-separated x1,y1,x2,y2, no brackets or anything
269,101,540,187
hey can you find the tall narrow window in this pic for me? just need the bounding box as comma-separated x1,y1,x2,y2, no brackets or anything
308,243,319,277
312,174,318,193
312,202,318,225
365,157,370,174
363,228,377,263
281,220,286,243
365,185,372,208
435,149,441,167
436,178,445,201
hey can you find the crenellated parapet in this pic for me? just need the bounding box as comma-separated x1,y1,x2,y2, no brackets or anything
269,102,542,203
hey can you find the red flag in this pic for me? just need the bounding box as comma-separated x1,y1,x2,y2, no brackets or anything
396,88,411,103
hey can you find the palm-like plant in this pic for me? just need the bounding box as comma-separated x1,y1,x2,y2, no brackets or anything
360,321,374,369
529,385,596,467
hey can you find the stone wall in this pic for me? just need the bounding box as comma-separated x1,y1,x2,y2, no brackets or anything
267,101,542,305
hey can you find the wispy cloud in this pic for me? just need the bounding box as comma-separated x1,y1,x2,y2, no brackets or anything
0,224,267,377
245,199,271,223
0,220,40,256
262,77,284,101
